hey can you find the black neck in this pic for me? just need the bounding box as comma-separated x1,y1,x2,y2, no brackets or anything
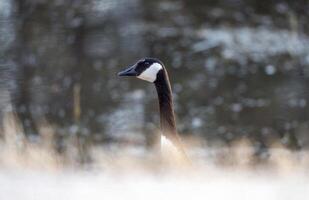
154,68,178,140
154,67,190,161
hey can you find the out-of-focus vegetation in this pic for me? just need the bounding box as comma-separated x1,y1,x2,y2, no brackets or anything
0,0,309,162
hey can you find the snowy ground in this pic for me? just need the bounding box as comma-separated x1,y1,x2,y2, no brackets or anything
0,168,308,200
1,116,309,200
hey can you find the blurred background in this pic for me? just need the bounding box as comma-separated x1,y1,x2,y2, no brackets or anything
2,1,309,199
0,0,309,163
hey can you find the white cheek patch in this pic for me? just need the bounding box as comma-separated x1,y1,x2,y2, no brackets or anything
137,63,162,82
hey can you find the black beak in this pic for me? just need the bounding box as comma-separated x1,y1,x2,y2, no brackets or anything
118,65,138,76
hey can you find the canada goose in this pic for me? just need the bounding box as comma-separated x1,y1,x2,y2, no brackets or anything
118,58,189,162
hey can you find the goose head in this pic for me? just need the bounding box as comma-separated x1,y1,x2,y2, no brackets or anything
118,58,163,82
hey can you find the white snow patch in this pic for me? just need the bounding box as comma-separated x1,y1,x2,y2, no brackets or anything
193,27,309,62
0,169,308,200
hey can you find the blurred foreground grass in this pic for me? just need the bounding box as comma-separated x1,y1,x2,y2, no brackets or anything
0,111,309,200
1,111,309,172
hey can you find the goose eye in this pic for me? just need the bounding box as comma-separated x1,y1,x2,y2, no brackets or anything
144,62,149,65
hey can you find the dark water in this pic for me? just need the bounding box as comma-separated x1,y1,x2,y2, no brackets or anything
1,0,309,150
